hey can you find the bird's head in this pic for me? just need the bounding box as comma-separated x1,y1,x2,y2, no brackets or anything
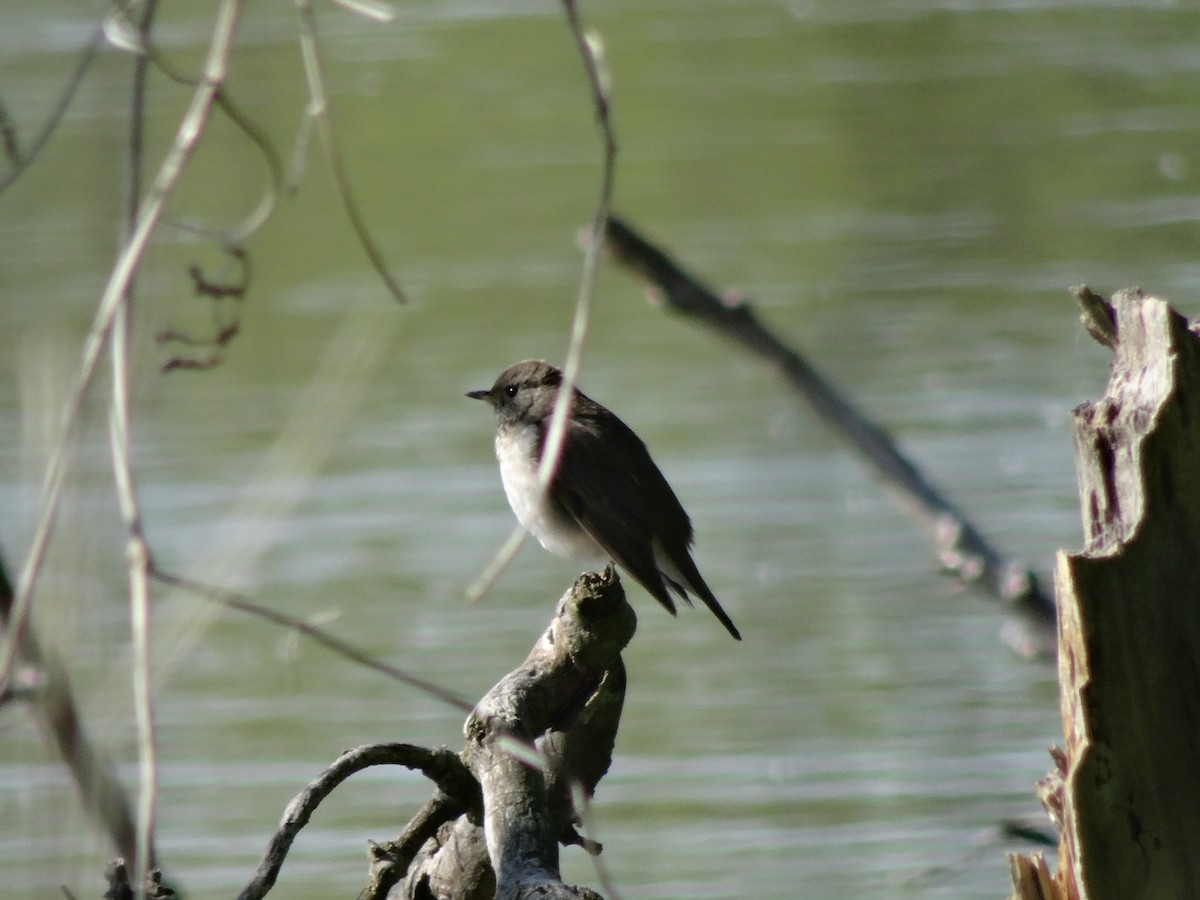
467,359,564,427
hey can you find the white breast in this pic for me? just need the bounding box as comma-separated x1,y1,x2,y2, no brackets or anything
495,425,604,562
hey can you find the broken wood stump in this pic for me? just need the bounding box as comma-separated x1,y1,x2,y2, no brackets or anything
1010,287,1200,900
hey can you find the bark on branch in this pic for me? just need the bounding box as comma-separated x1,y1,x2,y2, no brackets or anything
1010,287,1200,900
601,215,1055,659
409,565,632,900
240,567,633,900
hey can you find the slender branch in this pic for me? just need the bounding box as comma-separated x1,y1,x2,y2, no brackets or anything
292,0,406,302
0,26,104,195
331,0,396,21
149,307,404,694
149,564,474,712
0,0,246,711
113,1,163,888
569,788,622,900
0,552,141,866
465,0,618,604
0,97,19,166
143,47,284,245
546,0,616,529
601,215,1056,659
238,744,473,900
210,93,284,243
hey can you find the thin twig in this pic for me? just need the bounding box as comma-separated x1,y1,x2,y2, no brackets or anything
541,2,617,559
0,98,21,166
149,564,474,712
141,305,398,696
114,0,163,888
571,785,622,900
292,0,406,302
106,3,284,246
465,0,618,605
0,26,104,195
147,50,284,244
601,216,1057,659
331,0,396,22
209,94,284,243
0,0,247,708
0,551,142,866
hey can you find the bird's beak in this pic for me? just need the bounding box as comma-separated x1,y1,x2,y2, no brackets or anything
466,389,493,403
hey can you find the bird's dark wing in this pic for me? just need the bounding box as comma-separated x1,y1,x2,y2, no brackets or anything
549,404,689,617
550,398,742,640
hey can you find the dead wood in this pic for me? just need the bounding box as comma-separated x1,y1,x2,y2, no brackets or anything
403,566,632,900
1009,287,1200,900
601,215,1055,659
239,567,632,900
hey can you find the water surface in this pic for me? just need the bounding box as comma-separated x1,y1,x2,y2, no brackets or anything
3,1,1197,897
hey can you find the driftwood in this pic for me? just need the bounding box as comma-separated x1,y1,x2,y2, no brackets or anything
601,215,1056,659
239,567,633,900
1009,287,1200,900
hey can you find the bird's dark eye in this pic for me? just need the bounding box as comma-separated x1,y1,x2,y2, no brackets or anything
504,385,519,398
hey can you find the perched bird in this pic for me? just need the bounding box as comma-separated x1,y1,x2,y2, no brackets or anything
468,359,741,640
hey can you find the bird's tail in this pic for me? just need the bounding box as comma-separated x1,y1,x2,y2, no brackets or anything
660,556,742,641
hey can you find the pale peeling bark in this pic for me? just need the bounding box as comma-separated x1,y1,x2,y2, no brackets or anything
1010,288,1200,900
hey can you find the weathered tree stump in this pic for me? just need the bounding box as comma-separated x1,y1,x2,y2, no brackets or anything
1010,287,1200,900
238,569,633,900
398,567,631,900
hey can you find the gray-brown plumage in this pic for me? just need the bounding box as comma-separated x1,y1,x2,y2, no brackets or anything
468,359,741,640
